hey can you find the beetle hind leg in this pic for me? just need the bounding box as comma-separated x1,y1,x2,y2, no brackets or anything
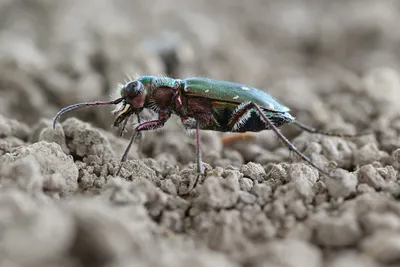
227,102,334,178
228,102,293,132
227,101,254,132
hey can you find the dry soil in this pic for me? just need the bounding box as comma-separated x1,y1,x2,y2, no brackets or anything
1,1,400,267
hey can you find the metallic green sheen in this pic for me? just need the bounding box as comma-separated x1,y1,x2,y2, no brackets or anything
138,76,177,88
182,77,290,113
137,76,154,85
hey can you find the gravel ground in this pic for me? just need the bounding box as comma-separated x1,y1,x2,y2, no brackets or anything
1,0,400,266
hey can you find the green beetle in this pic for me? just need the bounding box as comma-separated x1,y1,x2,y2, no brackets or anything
53,76,368,189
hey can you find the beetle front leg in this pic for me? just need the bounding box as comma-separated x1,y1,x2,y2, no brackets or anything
227,102,333,178
115,118,167,176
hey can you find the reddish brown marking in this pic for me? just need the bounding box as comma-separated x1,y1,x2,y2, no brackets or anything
127,93,145,109
181,115,190,121
175,95,183,110
198,114,217,128
153,87,174,109
211,101,237,110
186,98,212,114
177,97,216,128
186,98,215,127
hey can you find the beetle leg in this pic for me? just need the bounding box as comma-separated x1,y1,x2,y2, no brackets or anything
115,118,167,176
135,113,143,142
190,121,205,190
195,121,203,175
228,102,334,178
227,102,254,131
118,115,131,137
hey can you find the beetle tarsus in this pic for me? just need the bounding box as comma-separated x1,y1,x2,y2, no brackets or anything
191,173,203,192
189,121,204,191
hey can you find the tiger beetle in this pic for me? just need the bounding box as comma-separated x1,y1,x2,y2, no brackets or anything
53,76,369,189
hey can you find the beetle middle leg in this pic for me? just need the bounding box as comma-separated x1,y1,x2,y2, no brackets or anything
190,120,205,190
180,116,206,191
227,102,333,178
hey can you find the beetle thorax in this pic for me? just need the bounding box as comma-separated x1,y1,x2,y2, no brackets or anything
142,77,182,113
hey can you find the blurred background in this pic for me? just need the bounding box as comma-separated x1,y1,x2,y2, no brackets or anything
1,0,400,161
2,1,400,266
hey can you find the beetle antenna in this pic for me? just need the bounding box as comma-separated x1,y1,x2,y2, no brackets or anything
52,98,123,129
292,120,372,138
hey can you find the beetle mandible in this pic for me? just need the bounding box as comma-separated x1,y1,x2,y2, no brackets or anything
53,76,368,188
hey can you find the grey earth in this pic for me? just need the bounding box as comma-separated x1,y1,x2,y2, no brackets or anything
1,0,400,267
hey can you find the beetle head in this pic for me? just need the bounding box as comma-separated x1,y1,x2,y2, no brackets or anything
113,80,146,126
120,80,146,109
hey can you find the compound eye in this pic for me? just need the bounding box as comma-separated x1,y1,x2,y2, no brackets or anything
124,81,143,99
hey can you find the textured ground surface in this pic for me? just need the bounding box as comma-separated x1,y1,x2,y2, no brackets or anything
1,0,400,266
